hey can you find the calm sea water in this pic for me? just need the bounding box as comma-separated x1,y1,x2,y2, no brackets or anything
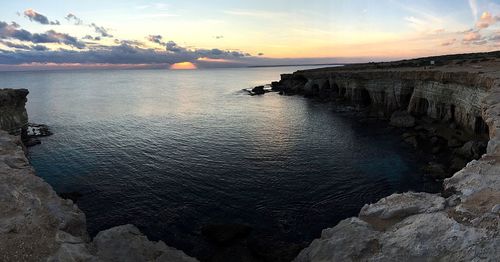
0,67,439,259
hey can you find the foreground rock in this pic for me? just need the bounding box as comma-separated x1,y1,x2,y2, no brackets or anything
92,225,198,262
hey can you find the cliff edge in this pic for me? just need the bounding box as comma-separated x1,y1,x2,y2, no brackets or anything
269,54,500,261
0,89,198,262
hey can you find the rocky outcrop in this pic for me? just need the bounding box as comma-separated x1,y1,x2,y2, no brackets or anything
0,88,197,262
276,61,500,261
0,88,29,137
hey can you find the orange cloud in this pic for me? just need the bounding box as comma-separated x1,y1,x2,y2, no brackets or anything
463,31,481,41
476,12,499,29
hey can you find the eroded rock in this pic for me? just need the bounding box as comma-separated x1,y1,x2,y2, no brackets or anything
93,225,197,262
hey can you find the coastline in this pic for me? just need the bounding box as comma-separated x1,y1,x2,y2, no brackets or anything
268,54,499,261
0,51,499,261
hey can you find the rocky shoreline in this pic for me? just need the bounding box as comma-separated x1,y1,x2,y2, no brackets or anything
265,53,499,261
0,89,198,262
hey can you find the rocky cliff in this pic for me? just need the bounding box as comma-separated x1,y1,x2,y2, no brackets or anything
0,90,198,262
271,59,500,261
0,88,29,137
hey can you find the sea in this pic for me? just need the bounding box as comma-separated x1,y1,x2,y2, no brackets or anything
0,66,440,260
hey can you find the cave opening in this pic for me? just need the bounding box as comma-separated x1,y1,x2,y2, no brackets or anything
318,81,332,99
332,83,339,95
340,87,346,96
450,104,456,122
360,89,372,106
352,88,371,106
474,116,489,136
415,98,429,116
400,93,413,109
436,103,447,120
399,84,414,109
312,84,320,97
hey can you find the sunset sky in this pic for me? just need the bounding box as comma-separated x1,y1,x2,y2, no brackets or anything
1,0,500,70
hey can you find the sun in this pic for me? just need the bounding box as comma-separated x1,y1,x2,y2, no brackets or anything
170,62,197,70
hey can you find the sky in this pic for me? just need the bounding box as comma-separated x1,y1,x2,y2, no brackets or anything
1,0,500,70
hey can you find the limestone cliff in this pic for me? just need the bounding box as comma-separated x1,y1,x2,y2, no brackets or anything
277,70,490,134
0,88,29,137
272,59,500,261
0,89,198,262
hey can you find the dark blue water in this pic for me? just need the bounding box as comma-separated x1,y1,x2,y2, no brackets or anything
0,67,439,259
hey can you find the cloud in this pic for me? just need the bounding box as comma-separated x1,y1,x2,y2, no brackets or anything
83,35,101,41
475,11,500,29
34,30,86,48
24,9,60,25
65,13,83,25
32,45,48,51
115,39,145,47
0,40,48,51
461,30,488,45
147,35,164,45
0,43,194,65
0,40,31,50
0,20,262,69
0,21,86,49
90,23,113,38
215,35,224,39
463,30,482,41
166,41,186,53
440,39,456,46
0,40,253,67
469,0,479,20
489,33,500,41
146,35,186,53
